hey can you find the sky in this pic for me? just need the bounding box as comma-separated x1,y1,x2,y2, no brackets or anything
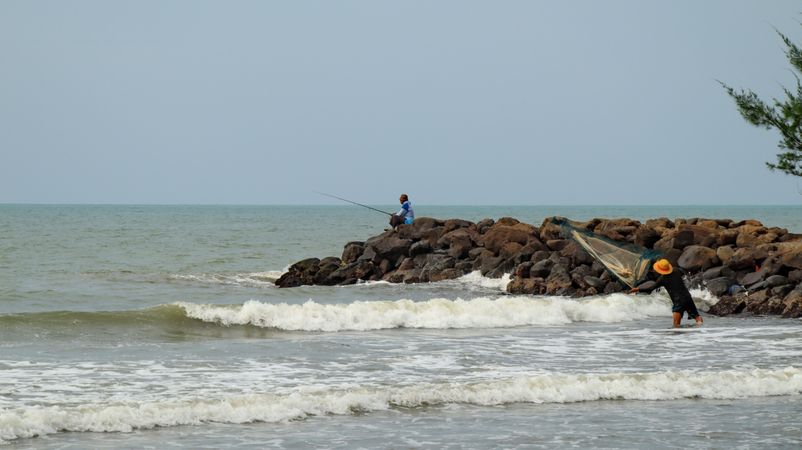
1,1,802,205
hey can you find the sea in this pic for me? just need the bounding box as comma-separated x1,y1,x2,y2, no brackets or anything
2,204,802,449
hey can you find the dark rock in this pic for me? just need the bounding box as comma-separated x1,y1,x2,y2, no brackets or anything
481,222,537,254
467,247,486,260
531,259,555,278
507,277,535,294
455,261,474,273
673,230,695,249
744,290,772,314
546,239,569,251
515,262,534,278
514,241,546,265
772,284,794,298
701,266,734,281
560,241,594,266
635,280,657,292
366,235,412,263
782,289,802,318
429,268,464,282
740,270,764,287
788,270,802,284
325,262,360,285
410,217,443,232
727,248,757,271
487,258,517,278
705,277,733,297
313,257,342,284
717,229,739,247
678,245,719,272
447,235,474,259
531,250,551,263
570,265,592,288
443,218,474,233
341,242,365,264
781,247,802,270
545,265,572,294
765,275,788,288
678,224,720,247
420,255,456,281
476,253,505,276
507,277,545,295
539,218,565,242
500,242,524,259
708,294,747,316
476,218,495,233
584,276,606,290
603,280,624,294
716,246,734,265
409,240,433,257
291,257,320,273
634,225,660,248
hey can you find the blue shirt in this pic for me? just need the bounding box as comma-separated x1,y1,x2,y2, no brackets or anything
397,200,414,224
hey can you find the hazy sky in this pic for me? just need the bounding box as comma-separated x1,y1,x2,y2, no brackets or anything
2,1,802,205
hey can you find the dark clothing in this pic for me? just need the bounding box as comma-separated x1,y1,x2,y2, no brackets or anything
651,270,700,319
389,214,405,228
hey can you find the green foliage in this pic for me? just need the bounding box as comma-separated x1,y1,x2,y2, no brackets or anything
721,27,802,177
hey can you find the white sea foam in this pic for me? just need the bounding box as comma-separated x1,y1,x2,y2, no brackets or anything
690,286,719,310
175,293,670,331
350,271,510,291
455,271,511,291
2,367,800,442
169,271,283,287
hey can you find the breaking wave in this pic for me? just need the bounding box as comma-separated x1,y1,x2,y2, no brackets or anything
177,293,671,331
169,271,284,287
2,367,800,442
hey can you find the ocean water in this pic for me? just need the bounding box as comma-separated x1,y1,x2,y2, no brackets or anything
1,204,802,449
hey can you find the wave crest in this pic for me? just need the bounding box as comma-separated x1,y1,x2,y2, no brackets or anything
177,294,670,332
2,367,800,442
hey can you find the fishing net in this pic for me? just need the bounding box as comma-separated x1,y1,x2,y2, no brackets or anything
552,217,662,288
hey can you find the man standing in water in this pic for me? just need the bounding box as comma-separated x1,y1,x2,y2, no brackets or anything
389,194,414,228
631,258,703,328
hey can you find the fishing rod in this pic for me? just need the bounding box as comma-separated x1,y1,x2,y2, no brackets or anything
315,191,393,216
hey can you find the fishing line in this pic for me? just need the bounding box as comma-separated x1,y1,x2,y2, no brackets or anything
315,191,393,216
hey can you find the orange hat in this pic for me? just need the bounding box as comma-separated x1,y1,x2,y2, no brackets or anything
653,258,673,275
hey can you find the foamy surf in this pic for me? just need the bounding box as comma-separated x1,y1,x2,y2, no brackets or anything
2,367,800,442
176,293,671,331
169,271,284,287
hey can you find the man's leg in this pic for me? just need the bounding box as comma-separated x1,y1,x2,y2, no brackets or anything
672,312,682,328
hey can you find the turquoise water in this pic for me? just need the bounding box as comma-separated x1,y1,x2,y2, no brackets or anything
1,205,802,448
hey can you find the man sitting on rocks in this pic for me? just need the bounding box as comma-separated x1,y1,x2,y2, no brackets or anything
631,258,704,328
389,194,414,228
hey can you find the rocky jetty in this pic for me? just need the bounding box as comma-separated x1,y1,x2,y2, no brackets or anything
275,216,802,318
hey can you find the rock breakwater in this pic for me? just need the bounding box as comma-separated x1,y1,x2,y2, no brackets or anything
275,216,802,317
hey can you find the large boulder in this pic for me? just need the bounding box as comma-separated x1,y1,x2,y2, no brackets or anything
365,234,412,263
708,294,747,316
341,242,365,264
545,264,573,294
481,222,537,254
677,224,720,247
634,225,660,248
726,247,757,271
678,245,719,272
705,276,733,297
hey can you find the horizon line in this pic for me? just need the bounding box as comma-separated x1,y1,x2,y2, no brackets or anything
1,202,800,207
